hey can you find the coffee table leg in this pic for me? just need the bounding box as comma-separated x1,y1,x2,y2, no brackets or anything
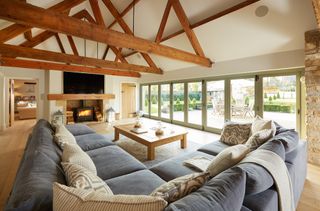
147,146,155,160
181,134,187,149
114,128,119,141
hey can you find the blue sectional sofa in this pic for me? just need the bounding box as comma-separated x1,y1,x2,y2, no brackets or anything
5,119,307,211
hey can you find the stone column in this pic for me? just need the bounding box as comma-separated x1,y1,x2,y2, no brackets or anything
305,29,320,166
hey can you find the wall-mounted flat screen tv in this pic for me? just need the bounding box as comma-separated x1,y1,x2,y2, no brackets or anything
63,72,104,94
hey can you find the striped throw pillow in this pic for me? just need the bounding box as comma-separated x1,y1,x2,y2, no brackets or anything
53,183,167,211
62,143,97,175
62,162,112,195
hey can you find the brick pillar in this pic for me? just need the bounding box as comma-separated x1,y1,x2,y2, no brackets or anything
305,29,320,166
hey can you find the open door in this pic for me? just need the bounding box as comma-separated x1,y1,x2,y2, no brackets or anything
121,83,136,118
9,79,14,127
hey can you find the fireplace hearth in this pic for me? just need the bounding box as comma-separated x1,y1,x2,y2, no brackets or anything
74,107,95,122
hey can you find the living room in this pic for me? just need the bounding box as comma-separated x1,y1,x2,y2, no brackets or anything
0,0,319,210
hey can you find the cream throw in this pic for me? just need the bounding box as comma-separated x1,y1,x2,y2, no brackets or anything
240,149,295,211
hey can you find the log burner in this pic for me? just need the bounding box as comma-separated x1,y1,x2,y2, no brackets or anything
74,107,94,122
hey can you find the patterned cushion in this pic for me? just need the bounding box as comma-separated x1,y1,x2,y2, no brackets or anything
62,162,112,195
220,122,252,145
246,129,274,151
53,183,167,211
206,144,249,177
251,116,276,136
62,143,97,175
54,124,76,149
150,172,209,203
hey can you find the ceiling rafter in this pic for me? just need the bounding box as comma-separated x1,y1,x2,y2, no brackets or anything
170,0,205,57
89,0,128,64
0,44,158,74
0,57,140,78
102,0,162,70
67,35,79,56
155,0,172,44
123,0,260,58
312,0,320,28
0,0,85,43
54,34,66,54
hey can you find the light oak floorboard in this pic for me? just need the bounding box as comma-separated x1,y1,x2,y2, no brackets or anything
0,118,319,210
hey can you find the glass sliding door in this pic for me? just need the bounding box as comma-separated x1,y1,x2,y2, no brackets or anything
150,85,159,117
231,78,255,123
263,75,297,129
187,82,202,125
160,84,170,119
141,85,149,115
173,83,185,122
206,80,225,129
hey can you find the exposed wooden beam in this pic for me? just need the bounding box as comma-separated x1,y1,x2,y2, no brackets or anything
0,0,85,43
102,45,110,60
155,1,172,44
0,44,161,74
67,35,79,56
54,34,66,54
47,94,116,100
0,57,140,78
108,0,141,29
313,0,320,28
24,30,33,41
102,0,160,69
89,0,128,64
0,0,212,67
161,0,260,42
170,0,205,57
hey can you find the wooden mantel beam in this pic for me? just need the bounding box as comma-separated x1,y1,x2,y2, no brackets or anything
0,0,85,43
0,57,141,78
0,0,212,67
0,44,160,74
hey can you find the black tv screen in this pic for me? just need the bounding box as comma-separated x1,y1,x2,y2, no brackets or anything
63,72,104,94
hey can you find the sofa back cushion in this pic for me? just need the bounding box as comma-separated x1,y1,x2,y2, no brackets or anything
165,167,246,211
5,119,65,211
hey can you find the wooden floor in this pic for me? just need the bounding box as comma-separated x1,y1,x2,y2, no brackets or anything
0,119,319,210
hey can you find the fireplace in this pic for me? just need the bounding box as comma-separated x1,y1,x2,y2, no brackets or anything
74,107,95,122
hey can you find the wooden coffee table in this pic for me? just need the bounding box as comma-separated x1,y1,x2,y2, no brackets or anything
113,124,188,160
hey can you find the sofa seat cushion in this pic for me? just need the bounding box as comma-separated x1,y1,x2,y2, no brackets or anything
150,151,214,182
197,140,230,156
87,145,146,180
165,167,246,211
75,133,115,151
243,189,278,211
66,124,96,136
106,170,166,195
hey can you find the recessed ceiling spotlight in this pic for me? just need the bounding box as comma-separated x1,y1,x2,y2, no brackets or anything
255,5,269,17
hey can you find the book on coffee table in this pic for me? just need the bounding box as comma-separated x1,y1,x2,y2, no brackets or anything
130,128,148,134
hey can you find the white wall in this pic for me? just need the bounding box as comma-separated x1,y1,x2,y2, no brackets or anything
139,49,305,83
0,66,45,130
47,71,63,122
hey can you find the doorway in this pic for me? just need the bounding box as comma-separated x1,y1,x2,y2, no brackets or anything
121,83,136,119
8,79,38,127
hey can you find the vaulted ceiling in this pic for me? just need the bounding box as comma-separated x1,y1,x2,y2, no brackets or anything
0,0,317,78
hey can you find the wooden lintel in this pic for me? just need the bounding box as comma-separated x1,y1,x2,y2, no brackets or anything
47,94,115,101
0,57,141,78
0,0,212,67
0,44,161,74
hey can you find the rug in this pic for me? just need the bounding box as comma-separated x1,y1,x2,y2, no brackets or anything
103,133,203,168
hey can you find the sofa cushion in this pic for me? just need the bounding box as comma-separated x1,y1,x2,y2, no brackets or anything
237,163,274,195
87,145,146,180
150,151,214,182
259,139,285,160
251,116,276,136
285,140,306,164
75,133,115,151
197,140,229,156
243,189,278,211
151,172,210,203
245,129,274,151
270,130,299,154
165,167,246,211
66,124,96,136
54,124,76,149
206,144,249,177
62,143,97,174
220,122,252,145
53,183,167,211
106,170,166,195
5,150,66,211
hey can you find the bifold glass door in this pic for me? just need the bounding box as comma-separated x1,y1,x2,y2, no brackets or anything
160,84,170,119
141,85,149,115
187,82,202,125
173,83,185,122
262,75,297,129
206,80,225,129
150,85,159,117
